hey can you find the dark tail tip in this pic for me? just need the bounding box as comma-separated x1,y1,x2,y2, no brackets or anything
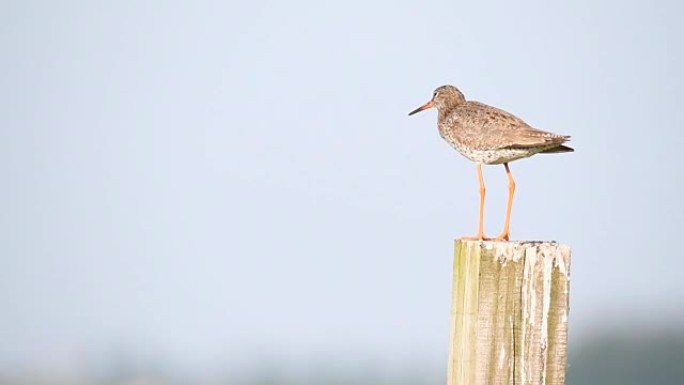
541,145,574,154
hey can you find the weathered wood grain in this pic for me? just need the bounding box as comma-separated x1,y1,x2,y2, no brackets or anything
447,240,571,385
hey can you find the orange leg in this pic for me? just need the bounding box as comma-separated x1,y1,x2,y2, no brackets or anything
493,163,515,241
459,163,490,241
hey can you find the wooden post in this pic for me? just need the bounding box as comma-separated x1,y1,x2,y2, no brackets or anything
447,240,571,385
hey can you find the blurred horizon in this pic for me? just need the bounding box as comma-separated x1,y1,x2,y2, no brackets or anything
1,326,683,384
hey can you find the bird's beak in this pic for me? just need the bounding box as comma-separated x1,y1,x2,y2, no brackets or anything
408,100,434,116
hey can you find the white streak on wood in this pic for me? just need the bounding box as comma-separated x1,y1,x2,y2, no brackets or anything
459,242,472,385
541,247,554,385
498,344,507,369
524,247,538,325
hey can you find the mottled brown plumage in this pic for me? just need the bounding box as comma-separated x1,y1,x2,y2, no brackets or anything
408,84,573,241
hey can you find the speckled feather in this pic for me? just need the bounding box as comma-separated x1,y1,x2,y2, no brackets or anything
430,85,573,165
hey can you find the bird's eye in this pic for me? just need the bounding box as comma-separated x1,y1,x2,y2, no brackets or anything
433,92,438,99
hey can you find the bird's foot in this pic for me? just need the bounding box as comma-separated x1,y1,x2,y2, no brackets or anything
458,233,493,241
491,231,510,242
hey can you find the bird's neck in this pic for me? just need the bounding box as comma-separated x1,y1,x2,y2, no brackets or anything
438,107,456,121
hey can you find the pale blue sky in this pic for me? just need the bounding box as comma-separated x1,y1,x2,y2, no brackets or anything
1,0,683,377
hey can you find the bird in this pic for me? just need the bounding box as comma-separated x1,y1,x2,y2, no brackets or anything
408,85,573,241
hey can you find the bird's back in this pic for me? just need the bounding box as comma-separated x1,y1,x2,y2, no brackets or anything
438,100,572,164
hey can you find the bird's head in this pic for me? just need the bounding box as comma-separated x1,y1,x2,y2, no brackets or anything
408,85,466,116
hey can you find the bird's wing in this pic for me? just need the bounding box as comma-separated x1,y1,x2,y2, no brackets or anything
500,126,571,149
465,101,571,149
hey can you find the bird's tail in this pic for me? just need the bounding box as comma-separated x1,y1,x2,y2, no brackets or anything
540,145,574,154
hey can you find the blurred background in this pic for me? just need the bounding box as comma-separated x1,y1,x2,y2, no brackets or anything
2,0,683,384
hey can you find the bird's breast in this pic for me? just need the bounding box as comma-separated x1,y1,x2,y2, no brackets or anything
438,121,468,151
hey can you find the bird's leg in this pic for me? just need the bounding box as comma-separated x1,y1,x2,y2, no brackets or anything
459,163,490,241
493,163,515,241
